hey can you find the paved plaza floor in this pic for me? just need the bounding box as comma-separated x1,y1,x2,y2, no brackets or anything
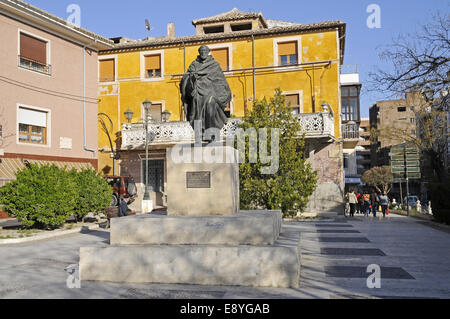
0,213,449,299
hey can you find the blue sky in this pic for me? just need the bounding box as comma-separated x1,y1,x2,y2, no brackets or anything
26,0,449,117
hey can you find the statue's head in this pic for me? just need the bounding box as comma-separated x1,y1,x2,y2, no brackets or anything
198,45,210,61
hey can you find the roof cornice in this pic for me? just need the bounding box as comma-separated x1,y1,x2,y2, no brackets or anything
103,21,346,61
0,0,113,50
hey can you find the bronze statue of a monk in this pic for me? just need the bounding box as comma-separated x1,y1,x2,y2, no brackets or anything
180,45,232,141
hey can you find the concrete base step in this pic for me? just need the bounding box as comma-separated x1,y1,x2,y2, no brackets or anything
110,210,282,246
80,229,301,288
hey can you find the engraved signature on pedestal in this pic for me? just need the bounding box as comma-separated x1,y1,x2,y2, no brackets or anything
205,222,224,229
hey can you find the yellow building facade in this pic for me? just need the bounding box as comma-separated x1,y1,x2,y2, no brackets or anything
97,9,346,213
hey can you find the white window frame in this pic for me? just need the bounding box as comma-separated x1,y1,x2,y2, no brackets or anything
17,29,51,77
273,36,302,72
16,103,51,148
207,43,233,75
98,54,118,84
140,50,165,82
140,100,166,122
282,90,304,114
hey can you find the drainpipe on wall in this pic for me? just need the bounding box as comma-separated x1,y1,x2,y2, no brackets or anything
82,44,96,157
252,35,256,107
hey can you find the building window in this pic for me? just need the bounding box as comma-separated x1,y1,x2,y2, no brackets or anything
410,118,415,124
231,23,252,31
204,25,224,34
18,107,47,145
284,94,301,115
397,106,407,112
411,130,416,135
343,153,349,169
210,48,229,71
140,50,164,81
341,86,360,121
19,32,50,75
142,159,164,192
150,103,162,122
141,102,163,123
278,41,298,66
99,58,115,82
144,54,162,78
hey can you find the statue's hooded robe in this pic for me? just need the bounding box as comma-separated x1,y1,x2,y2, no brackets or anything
180,55,232,136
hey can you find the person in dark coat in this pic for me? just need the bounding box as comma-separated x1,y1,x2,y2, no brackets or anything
370,190,380,217
119,196,131,217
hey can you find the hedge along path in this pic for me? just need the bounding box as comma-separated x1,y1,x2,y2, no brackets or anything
0,164,112,230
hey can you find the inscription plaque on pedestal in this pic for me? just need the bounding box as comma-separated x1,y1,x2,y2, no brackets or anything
186,171,211,189
167,146,239,216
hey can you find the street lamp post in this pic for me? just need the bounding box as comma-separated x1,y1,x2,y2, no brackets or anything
142,99,152,203
124,109,134,123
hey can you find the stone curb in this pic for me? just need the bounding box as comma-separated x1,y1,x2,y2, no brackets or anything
0,224,101,245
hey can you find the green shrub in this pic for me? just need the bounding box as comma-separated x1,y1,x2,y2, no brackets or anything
0,165,112,229
69,168,112,221
0,164,77,229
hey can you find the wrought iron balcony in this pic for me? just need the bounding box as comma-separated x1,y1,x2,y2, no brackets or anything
342,122,360,140
121,112,335,149
18,56,51,75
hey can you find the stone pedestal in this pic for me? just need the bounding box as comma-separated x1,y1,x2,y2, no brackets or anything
80,210,301,288
110,211,282,246
79,146,301,288
166,145,239,216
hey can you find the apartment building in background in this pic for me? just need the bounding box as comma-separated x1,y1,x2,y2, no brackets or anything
0,0,113,186
98,9,347,214
369,92,424,167
340,65,362,192
369,92,427,198
356,117,371,177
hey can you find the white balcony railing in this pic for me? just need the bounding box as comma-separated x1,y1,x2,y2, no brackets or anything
342,122,360,140
296,112,335,138
121,112,335,149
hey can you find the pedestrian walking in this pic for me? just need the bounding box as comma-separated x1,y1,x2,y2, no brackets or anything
362,191,371,217
370,189,380,217
356,190,362,214
347,189,358,217
379,192,390,218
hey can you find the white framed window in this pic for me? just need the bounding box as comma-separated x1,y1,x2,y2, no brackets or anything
18,29,51,75
273,36,302,71
16,104,51,148
98,54,118,84
140,50,165,82
282,90,304,114
140,100,166,123
207,43,233,74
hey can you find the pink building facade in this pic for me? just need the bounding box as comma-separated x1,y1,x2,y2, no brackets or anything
0,0,113,185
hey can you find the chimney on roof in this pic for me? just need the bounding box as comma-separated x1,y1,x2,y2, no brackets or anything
167,23,175,39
